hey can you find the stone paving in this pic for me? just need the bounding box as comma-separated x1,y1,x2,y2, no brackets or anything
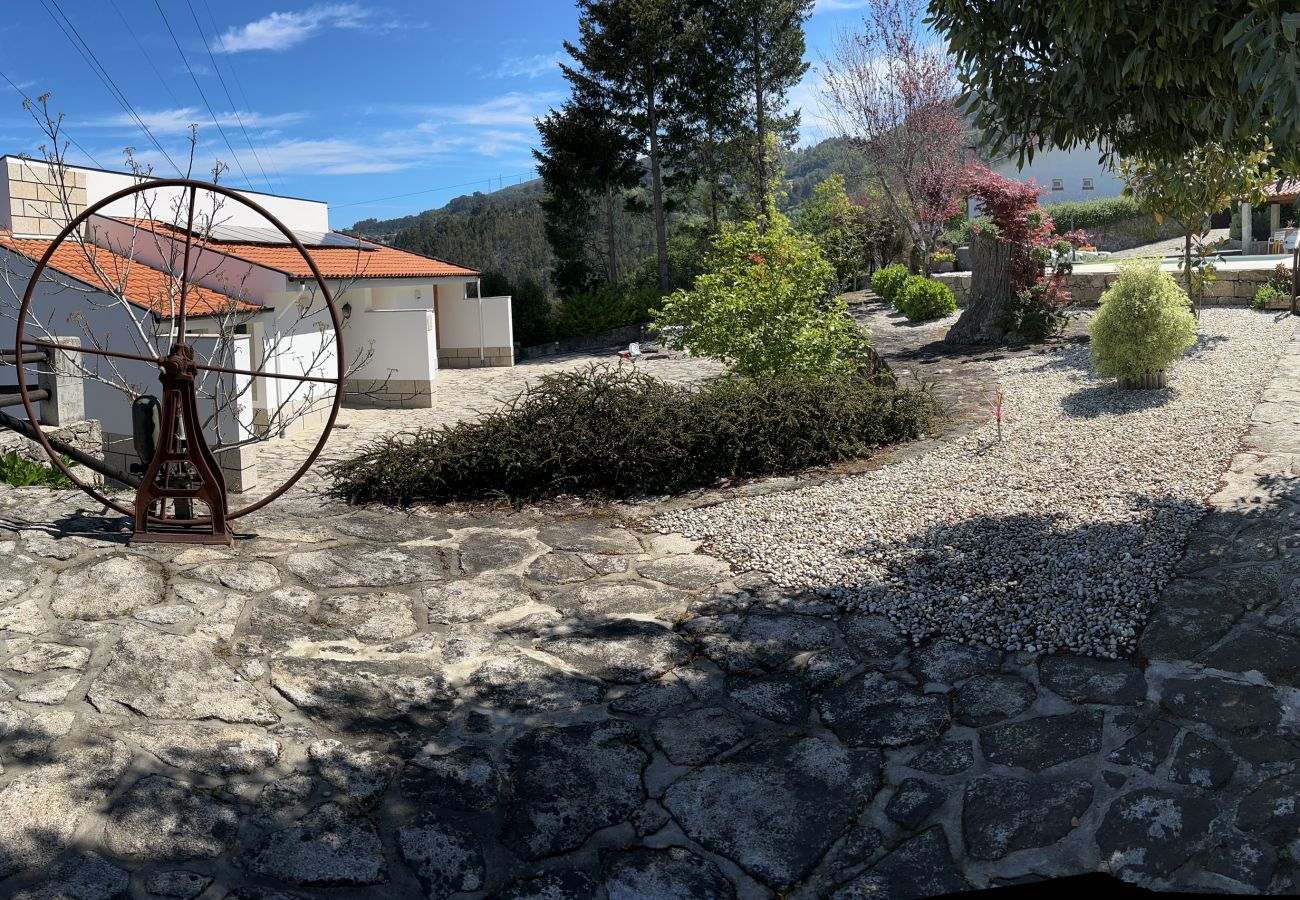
0,313,1296,897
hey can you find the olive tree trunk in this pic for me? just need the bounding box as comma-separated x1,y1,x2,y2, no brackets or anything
946,233,1014,345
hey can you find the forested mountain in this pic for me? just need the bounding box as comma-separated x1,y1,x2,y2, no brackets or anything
344,137,870,295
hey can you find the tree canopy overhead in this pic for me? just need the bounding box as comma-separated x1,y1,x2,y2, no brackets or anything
927,0,1300,168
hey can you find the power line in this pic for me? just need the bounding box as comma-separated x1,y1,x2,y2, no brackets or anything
106,0,186,112
332,170,539,210
37,0,182,174
186,0,276,192
152,0,255,188
0,66,105,169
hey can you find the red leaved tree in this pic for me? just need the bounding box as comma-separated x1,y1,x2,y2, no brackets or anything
819,0,966,276
963,165,1054,292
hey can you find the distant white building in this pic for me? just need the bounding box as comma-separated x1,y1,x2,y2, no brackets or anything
989,143,1123,204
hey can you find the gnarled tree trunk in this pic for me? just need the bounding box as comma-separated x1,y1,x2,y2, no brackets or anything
946,233,1014,344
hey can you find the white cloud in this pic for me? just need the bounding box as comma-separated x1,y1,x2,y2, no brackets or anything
213,4,377,53
496,52,564,79
87,108,307,136
414,91,564,128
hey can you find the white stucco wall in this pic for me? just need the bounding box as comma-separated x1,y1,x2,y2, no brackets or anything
437,291,512,350
991,145,1123,203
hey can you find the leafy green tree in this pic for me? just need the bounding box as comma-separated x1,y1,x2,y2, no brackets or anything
1118,141,1274,305
511,278,555,346
653,212,869,377
796,175,867,288
1091,258,1197,382
534,91,643,295
928,0,1300,168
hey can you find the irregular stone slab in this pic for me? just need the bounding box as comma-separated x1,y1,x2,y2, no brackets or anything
246,803,386,886
5,640,89,673
496,870,601,900
637,554,733,589
237,605,339,657
401,746,502,812
144,870,212,899
503,720,647,860
602,847,735,899
886,778,948,830
189,559,281,593
818,673,949,748
2,705,74,758
1168,732,1237,789
424,575,531,624
908,739,976,776
1108,720,1179,772
652,707,746,765
550,581,690,620
1236,772,1300,841
17,672,80,704
0,598,45,634
12,851,128,900
1200,627,1300,684
831,827,970,899
285,547,446,588
525,552,592,586
51,555,164,620
317,591,418,642
399,816,486,899
128,724,281,776
1039,655,1147,704
953,674,1036,726
537,520,641,555
580,552,633,575
135,604,198,625
1205,833,1277,891
980,711,1103,772
1160,675,1282,733
840,615,908,668
912,640,1000,684
962,777,1093,860
440,623,512,664
0,738,130,877
664,736,882,890
336,509,440,543
259,774,315,810
803,648,858,691
726,673,809,724
609,676,695,717
1138,579,1243,660
470,653,605,711
104,775,237,860
541,619,693,684
271,657,451,731
457,530,540,575
308,740,399,812
1096,789,1217,879
90,625,276,725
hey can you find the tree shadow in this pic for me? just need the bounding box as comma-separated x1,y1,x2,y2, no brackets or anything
1060,382,1175,418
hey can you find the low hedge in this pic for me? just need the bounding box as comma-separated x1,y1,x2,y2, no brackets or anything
871,264,909,303
895,276,957,322
329,366,940,505
1042,196,1144,233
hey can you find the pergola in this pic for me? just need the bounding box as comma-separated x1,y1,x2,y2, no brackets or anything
1240,177,1300,252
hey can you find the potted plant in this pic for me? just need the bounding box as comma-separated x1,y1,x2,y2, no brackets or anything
1090,257,1197,389
931,248,957,273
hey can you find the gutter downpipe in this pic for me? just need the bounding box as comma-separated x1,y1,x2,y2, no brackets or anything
476,278,485,363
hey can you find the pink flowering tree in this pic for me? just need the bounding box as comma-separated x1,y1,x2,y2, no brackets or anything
819,0,967,276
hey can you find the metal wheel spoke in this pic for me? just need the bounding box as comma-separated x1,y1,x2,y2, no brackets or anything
189,359,340,385
22,338,164,366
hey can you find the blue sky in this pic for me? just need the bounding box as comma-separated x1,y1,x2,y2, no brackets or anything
0,1,875,227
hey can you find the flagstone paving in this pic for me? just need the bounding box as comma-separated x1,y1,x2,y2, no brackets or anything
0,313,1297,897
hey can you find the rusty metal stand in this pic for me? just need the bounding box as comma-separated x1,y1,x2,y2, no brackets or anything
132,343,231,544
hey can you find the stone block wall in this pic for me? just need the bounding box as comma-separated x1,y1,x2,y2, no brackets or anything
933,268,1280,309
344,379,434,410
3,159,87,237
0,419,104,485
437,346,513,369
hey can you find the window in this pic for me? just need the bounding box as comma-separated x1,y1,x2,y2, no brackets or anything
1082,177,1095,191
1051,178,1064,191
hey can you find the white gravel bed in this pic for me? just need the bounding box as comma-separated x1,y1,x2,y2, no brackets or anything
653,309,1293,657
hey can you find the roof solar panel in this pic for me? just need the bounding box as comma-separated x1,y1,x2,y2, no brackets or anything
204,225,368,249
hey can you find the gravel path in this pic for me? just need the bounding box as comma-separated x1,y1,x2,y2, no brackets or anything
654,309,1293,657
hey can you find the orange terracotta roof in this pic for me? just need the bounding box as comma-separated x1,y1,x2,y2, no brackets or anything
1267,178,1300,204
0,233,258,317
116,218,479,280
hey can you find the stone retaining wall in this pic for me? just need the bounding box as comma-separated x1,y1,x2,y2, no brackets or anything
517,323,654,361
934,268,1284,309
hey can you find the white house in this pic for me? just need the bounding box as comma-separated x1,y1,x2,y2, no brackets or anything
0,155,515,491
990,143,1124,204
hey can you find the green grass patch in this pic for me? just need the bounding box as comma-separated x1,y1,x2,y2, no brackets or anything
0,452,75,488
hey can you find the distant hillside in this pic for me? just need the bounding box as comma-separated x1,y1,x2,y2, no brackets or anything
345,137,872,293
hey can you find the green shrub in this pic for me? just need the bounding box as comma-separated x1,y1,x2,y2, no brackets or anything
1254,282,1285,311
653,213,869,378
1042,196,1145,233
0,452,74,488
895,276,957,322
553,283,656,341
328,366,940,505
1091,258,1197,380
871,263,910,302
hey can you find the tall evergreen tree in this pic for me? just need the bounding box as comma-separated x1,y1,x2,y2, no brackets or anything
533,91,642,295
564,0,688,292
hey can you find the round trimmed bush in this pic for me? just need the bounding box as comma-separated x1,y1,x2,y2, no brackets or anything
895,275,957,322
871,264,909,303
1090,258,1196,381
